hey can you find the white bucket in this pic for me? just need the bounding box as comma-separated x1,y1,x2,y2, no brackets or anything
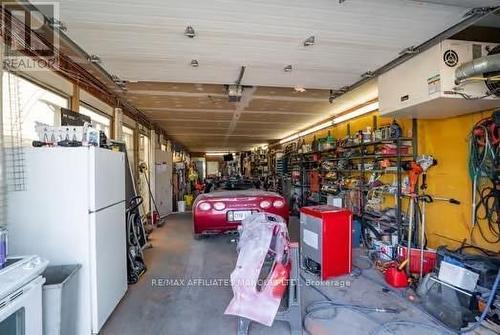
177,201,186,213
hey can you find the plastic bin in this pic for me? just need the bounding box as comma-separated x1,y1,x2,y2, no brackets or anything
177,200,186,212
42,264,81,335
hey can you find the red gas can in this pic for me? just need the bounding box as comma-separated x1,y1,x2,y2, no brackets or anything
384,267,409,288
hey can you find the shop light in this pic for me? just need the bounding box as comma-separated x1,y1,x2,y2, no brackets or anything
333,101,379,124
278,101,379,145
205,152,231,156
279,133,300,145
279,120,333,144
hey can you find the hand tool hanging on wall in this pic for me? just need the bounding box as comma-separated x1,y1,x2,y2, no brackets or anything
415,193,461,280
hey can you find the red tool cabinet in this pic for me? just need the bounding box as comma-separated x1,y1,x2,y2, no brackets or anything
300,205,352,280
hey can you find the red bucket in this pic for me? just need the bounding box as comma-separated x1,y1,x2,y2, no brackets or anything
397,246,437,275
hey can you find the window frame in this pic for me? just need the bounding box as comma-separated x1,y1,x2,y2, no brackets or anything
121,124,137,179
15,72,71,104
2,71,70,144
79,102,112,137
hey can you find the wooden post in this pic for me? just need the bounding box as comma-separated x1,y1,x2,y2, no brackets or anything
70,83,80,112
113,107,123,140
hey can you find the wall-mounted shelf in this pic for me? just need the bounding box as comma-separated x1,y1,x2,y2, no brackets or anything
280,118,418,245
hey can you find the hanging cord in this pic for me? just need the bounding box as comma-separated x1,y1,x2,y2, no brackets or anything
468,115,500,243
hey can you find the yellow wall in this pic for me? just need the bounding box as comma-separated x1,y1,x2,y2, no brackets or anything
419,111,499,252
287,109,499,253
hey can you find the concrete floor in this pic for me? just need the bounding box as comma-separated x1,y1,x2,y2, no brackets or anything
101,213,451,335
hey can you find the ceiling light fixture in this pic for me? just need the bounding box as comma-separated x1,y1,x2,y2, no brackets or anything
303,35,315,47
279,120,333,144
190,59,199,67
333,101,379,124
284,65,293,72
278,101,379,144
205,152,232,156
294,86,306,93
184,25,196,38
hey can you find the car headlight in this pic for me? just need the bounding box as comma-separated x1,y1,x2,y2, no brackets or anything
259,200,272,209
273,200,285,208
213,202,226,211
198,202,211,211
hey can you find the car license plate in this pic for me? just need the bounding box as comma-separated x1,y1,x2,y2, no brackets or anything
232,210,253,221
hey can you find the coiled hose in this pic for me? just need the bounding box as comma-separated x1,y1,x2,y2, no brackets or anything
302,255,500,334
468,116,500,243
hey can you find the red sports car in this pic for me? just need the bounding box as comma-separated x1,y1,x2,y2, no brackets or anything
192,189,289,239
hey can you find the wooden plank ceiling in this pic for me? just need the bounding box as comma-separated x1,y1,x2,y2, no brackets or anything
126,82,332,151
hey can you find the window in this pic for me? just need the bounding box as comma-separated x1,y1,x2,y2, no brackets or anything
2,72,69,145
122,125,135,175
79,104,111,138
138,133,151,213
207,161,220,177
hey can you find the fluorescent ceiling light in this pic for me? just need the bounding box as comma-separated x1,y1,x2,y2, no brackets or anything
333,101,379,124
279,120,333,144
279,134,300,145
278,101,379,145
205,152,231,156
252,144,269,150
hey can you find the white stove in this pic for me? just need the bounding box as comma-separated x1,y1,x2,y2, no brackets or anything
0,255,48,335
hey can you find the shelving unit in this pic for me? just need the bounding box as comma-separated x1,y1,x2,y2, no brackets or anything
283,119,417,245
249,148,269,178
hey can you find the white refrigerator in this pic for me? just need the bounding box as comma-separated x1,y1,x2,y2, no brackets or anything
7,147,128,335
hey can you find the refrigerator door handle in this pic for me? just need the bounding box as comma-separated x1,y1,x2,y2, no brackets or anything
89,200,126,214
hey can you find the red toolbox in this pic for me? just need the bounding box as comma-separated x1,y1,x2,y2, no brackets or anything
300,206,352,280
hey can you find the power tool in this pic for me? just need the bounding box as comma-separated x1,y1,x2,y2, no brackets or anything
416,155,437,190
403,160,423,194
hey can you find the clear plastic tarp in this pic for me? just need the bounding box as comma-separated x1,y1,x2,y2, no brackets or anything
225,212,290,326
